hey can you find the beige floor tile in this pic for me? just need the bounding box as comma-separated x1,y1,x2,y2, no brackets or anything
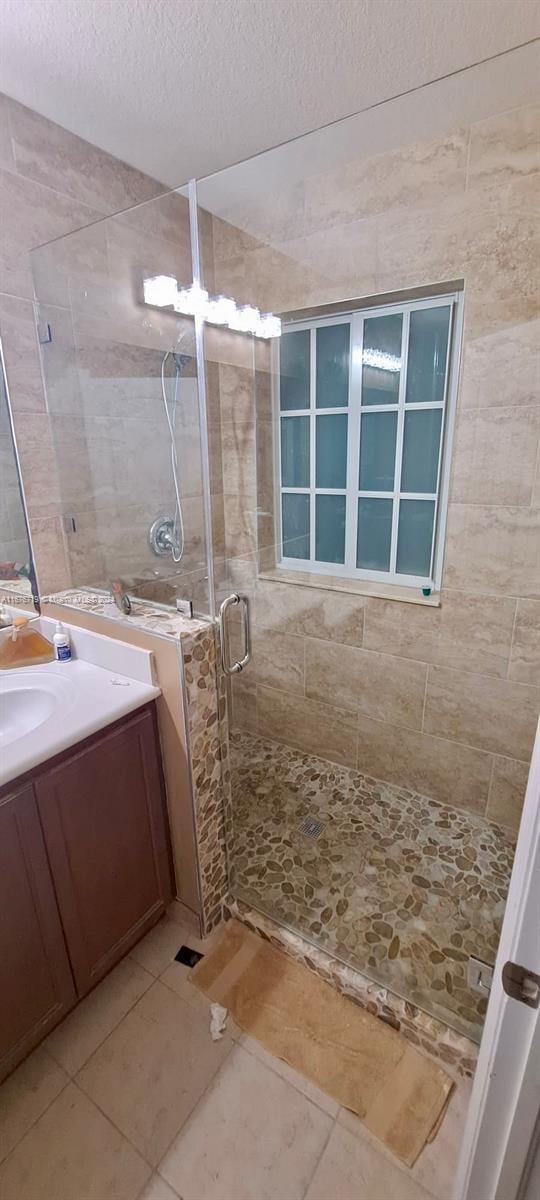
46,958,154,1076
129,916,188,977
338,1072,472,1200
159,960,241,1038
159,1044,332,1200
305,1123,434,1200
239,1033,339,1118
77,980,232,1166
138,1174,180,1200
0,1082,151,1200
0,1047,68,1165
411,1075,472,1200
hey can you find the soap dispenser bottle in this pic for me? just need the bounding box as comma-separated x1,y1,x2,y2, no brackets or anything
0,617,55,669
53,621,72,661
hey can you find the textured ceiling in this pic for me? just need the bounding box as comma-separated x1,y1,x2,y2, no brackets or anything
0,0,538,186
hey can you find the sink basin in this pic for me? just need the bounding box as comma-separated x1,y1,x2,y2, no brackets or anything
0,670,75,748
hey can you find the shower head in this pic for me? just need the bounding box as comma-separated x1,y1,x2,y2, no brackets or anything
172,352,191,373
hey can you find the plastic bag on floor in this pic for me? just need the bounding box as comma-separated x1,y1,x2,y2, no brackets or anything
209,1002,228,1040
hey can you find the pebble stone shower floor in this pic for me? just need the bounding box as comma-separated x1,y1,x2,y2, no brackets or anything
229,732,516,1043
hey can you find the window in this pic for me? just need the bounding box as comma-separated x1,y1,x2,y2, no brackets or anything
275,292,461,591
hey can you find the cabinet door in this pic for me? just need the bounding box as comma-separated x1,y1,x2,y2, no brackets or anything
0,785,76,1082
35,706,172,997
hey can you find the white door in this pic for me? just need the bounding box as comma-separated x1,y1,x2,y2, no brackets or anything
455,719,540,1200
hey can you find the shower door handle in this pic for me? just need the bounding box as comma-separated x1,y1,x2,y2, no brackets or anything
218,593,251,675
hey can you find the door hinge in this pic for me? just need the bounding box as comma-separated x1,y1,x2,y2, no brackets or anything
502,961,540,1009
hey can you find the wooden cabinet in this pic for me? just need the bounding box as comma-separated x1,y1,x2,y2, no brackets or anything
0,785,76,1081
35,707,172,996
0,703,172,1082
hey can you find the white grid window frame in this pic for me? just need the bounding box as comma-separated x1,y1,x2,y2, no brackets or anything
273,290,464,592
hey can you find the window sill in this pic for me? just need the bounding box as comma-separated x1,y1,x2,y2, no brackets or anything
258,566,441,607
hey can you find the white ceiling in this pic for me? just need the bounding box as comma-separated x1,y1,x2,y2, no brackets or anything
0,0,538,187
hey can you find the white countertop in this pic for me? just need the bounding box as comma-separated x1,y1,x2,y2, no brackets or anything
0,613,160,787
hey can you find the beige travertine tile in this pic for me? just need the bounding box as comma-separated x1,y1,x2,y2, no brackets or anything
218,362,255,427
239,1034,339,1118
77,981,232,1166
9,98,161,214
159,961,241,1038
29,515,71,595
11,412,62,519
468,104,540,189
305,1123,433,1200
223,492,257,557
338,1072,473,1200
159,1045,332,1200
304,129,468,233
305,637,427,730
443,503,540,598
487,756,530,831
0,1082,151,1200
424,665,540,761
0,164,102,299
0,293,45,413
230,675,258,733
251,579,365,647
509,599,540,684
375,193,465,294
450,407,540,506
0,93,15,170
129,914,188,977
459,318,540,410
0,1047,68,1165
139,1176,180,1200
276,216,378,300
464,183,538,340
45,957,154,1076
356,714,492,812
258,684,358,768
249,628,305,696
363,591,516,678
220,420,256,495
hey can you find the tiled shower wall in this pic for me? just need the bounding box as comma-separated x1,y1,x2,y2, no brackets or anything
0,93,169,594
202,100,540,835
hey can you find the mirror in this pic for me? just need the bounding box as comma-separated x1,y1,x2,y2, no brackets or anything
0,336,38,610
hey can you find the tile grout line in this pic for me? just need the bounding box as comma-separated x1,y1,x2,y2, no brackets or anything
300,1105,338,1200
154,1036,237,1183
506,596,520,681
0,1066,72,1169
45,961,156,1079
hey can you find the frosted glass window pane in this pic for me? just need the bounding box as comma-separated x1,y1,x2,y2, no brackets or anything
396,500,435,576
356,498,393,571
316,414,348,488
316,324,350,407
280,330,310,410
315,495,346,564
282,493,310,559
401,409,442,493
406,306,450,404
359,411,397,491
281,417,310,487
362,314,402,406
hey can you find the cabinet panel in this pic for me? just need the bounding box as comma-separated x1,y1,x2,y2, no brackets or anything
35,706,172,996
0,785,76,1082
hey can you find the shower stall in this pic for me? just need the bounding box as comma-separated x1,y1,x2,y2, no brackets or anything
30,43,539,1061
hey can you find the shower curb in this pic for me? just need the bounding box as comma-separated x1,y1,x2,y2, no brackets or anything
225,895,478,1079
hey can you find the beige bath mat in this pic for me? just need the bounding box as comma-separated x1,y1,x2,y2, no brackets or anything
192,920,453,1166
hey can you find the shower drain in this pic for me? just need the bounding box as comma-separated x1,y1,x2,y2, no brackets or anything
297,814,326,840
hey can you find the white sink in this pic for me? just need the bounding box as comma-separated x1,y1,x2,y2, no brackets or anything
0,670,75,747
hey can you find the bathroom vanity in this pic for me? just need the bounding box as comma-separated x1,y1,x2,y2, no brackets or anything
0,616,173,1083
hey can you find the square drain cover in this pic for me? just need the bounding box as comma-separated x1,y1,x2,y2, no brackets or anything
298,814,326,839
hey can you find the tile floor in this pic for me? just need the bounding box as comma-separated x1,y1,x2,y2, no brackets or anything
0,903,472,1200
230,732,515,1042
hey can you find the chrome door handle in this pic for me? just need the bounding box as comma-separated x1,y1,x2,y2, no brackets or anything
218,593,251,675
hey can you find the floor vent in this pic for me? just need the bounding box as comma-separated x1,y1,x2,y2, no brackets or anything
297,814,326,840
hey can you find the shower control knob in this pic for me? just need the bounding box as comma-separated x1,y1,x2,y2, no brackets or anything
148,517,179,557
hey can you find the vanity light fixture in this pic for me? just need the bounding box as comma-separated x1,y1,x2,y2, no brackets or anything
143,275,281,339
